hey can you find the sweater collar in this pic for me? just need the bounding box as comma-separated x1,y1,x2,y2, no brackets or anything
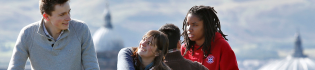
37,18,70,41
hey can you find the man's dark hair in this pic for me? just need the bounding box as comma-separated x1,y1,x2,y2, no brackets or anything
158,23,181,50
182,5,228,58
39,0,69,15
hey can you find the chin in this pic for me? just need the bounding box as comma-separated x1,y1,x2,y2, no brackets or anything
189,38,196,41
61,27,69,30
138,53,146,57
137,51,144,55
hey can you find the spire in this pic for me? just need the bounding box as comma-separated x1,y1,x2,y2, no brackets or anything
103,1,113,29
292,29,307,58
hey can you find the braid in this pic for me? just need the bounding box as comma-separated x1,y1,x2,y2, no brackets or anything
182,5,228,58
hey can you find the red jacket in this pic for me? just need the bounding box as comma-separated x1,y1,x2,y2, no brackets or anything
181,32,239,70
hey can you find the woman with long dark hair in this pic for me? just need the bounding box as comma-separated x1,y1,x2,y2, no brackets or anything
118,30,171,70
181,5,239,70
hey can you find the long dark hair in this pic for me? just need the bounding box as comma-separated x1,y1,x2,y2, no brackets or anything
182,5,228,58
132,30,170,70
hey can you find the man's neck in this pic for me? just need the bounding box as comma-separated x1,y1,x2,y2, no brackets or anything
44,20,62,40
141,56,155,68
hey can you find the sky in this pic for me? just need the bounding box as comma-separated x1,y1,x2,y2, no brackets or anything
0,0,315,62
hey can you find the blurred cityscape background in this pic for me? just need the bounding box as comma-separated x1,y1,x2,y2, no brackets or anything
0,0,315,70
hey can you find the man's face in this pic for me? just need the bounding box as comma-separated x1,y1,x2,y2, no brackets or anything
47,2,71,30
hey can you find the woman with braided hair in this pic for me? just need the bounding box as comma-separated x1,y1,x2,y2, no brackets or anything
181,5,239,70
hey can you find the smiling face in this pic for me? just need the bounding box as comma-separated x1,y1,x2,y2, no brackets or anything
45,2,71,30
186,13,205,42
137,36,158,58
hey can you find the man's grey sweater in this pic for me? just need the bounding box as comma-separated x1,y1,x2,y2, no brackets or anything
8,19,100,70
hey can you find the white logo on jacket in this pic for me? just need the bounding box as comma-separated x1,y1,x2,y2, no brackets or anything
207,55,214,64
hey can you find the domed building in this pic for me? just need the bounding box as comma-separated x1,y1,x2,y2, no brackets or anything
259,32,315,70
92,4,124,70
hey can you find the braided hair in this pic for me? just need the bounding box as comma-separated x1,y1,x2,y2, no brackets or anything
182,5,228,58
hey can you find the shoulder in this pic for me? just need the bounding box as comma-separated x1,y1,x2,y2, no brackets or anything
215,38,232,50
214,39,236,56
118,47,136,56
69,19,91,39
21,21,40,33
119,47,133,53
18,21,40,38
69,19,90,31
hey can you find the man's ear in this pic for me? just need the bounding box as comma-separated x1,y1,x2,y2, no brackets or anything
43,13,50,21
177,40,181,50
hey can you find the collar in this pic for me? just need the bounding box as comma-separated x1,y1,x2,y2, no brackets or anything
37,18,70,41
42,22,65,41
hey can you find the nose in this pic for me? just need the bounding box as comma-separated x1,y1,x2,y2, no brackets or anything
65,14,71,21
187,25,192,32
140,40,146,47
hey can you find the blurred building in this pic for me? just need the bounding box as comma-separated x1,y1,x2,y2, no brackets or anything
259,32,315,70
92,3,124,70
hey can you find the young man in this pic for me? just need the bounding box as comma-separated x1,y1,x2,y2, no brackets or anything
8,0,100,70
117,24,208,70
159,24,208,70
